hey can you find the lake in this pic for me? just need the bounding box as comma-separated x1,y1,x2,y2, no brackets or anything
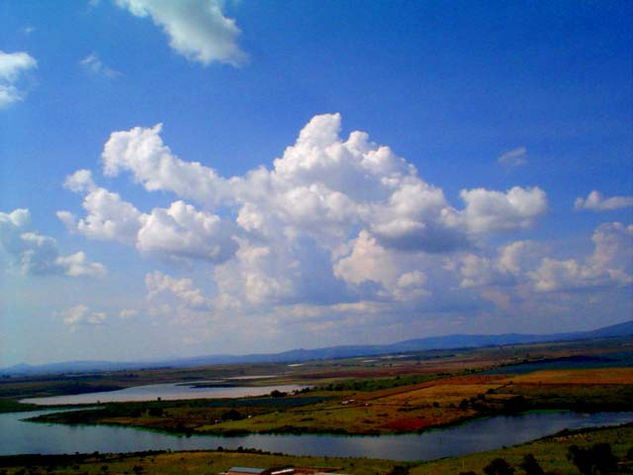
20,382,306,405
2,410,632,461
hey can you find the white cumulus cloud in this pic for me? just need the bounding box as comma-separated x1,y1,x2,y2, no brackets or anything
0,209,105,277
57,305,106,331
59,170,236,263
460,186,547,234
574,190,633,212
102,124,227,205
65,113,555,311
138,200,237,263
530,222,633,291
115,0,247,66
59,171,142,245
146,270,211,309
0,50,37,108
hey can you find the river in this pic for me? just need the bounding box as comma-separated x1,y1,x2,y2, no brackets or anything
1,410,631,461
20,382,306,405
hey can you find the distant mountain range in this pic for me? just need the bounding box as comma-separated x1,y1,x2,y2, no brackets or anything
3,320,632,377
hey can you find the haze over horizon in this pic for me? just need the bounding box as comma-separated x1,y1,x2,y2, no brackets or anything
1,1,632,367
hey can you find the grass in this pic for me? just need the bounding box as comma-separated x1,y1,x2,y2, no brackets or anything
0,399,38,413
26,366,633,436
17,339,632,436
1,339,633,473
413,423,633,474
1,424,632,474
0,449,408,474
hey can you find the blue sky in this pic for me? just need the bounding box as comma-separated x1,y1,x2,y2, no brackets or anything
1,0,632,366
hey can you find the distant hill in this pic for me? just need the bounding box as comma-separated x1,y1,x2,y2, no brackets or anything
3,320,632,376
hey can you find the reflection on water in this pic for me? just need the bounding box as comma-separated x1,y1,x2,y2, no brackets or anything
20,383,306,405
1,409,632,461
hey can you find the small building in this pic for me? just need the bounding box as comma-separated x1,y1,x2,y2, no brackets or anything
225,468,267,475
225,467,295,475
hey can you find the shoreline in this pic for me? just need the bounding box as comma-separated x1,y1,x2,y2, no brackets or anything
1,423,632,474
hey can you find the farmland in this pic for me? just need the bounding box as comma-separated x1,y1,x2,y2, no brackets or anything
1,336,632,474
5,337,631,436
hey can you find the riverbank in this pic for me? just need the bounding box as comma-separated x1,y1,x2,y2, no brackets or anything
26,366,633,436
1,423,632,474
413,422,633,474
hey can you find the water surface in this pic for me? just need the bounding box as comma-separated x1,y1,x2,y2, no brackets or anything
21,383,305,405
1,410,631,461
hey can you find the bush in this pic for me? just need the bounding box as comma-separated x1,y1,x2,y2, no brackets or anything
222,408,242,421
519,454,544,475
387,465,409,475
567,443,618,475
483,457,515,475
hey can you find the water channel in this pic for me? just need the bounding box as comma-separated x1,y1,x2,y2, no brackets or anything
2,410,632,461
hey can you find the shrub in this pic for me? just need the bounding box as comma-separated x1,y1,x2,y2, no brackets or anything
222,408,242,421
483,457,515,475
567,443,618,475
519,454,544,475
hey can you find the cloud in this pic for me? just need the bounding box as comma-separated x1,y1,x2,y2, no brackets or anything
102,124,226,205
457,241,542,288
101,115,544,256
59,171,237,263
55,114,633,346
80,53,121,79
115,0,247,66
497,146,527,167
54,251,107,277
334,231,397,288
59,171,142,244
574,190,633,211
332,231,431,302
530,222,632,291
460,186,547,233
63,169,97,193
119,309,139,319
146,270,211,309
0,50,37,108
137,200,237,263
57,305,106,331
456,222,632,294
0,209,105,277
67,113,554,312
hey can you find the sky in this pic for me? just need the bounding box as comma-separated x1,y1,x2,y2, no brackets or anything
1,0,632,366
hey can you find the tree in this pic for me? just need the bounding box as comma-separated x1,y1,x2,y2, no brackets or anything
483,457,515,475
568,445,593,475
568,443,619,475
222,408,242,421
591,443,618,474
519,454,544,475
